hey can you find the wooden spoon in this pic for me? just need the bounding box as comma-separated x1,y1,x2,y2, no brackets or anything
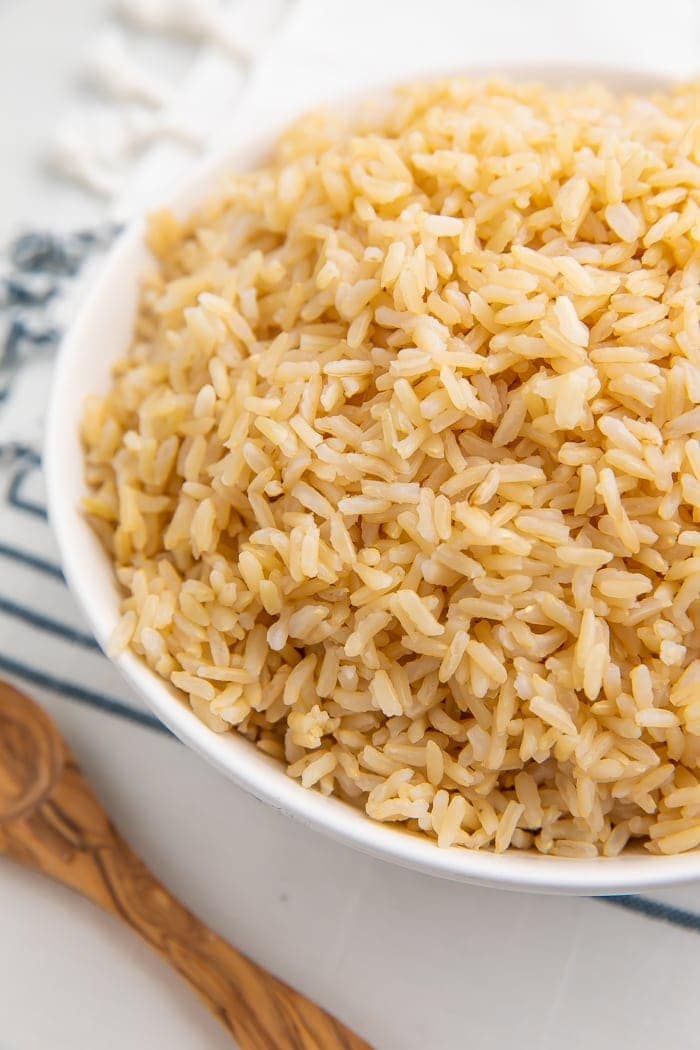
0,680,371,1049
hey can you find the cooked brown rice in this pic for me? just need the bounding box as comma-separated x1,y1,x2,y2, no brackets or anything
82,77,700,857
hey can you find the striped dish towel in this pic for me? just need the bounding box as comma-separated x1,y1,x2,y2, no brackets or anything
0,226,155,725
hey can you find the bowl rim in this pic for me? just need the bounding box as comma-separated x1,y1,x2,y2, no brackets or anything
45,64,700,895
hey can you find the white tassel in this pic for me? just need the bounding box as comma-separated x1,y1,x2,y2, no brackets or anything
115,0,257,64
50,123,123,199
83,30,172,107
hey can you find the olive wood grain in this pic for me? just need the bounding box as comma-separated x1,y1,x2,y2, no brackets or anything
0,680,371,1050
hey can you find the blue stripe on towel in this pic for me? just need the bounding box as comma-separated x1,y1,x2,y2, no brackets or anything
0,651,168,734
0,442,41,466
602,894,700,933
0,593,100,650
1,445,47,518
7,467,48,520
0,540,64,580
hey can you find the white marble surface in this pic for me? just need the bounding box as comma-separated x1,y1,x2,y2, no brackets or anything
1,2,700,1048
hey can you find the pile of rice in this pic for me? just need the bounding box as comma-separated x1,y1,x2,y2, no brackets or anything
82,77,700,858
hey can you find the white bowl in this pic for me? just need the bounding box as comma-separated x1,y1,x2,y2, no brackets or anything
46,66,699,895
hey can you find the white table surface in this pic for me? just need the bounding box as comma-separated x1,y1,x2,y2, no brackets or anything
1,2,700,1048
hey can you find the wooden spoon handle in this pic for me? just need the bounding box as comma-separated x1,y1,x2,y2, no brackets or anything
96,838,369,1049
82,832,367,1049
0,688,370,1050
